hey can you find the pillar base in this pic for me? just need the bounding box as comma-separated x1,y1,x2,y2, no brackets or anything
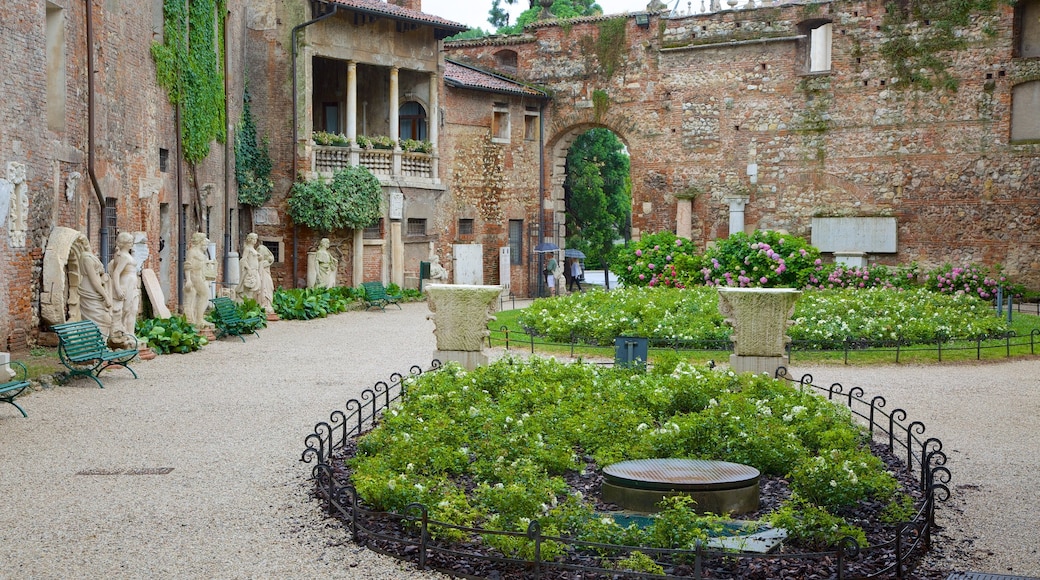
729,354,787,376
434,350,488,371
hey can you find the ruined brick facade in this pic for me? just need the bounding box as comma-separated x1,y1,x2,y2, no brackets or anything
446,0,1040,286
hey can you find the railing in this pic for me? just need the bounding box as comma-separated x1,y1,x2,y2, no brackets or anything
301,360,950,579
312,145,433,179
488,327,1040,364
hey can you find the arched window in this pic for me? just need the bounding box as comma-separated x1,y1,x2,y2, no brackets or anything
399,101,427,141
495,49,518,75
1014,0,1040,58
1011,80,1040,142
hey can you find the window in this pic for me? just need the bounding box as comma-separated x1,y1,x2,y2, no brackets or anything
103,197,118,266
46,3,66,132
798,20,833,73
399,101,428,141
1015,0,1040,58
508,220,522,265
495,50,518,75
1011,81,1040,142
323,103,339,134
458,218,474,235
407,218,427,236
524,107,539,141
364,218,383,239
261,240,281,262
159,148,169,173
492,102,510,143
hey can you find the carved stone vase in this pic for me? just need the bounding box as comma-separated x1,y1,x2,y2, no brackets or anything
426,284,502,370
717,287,801,375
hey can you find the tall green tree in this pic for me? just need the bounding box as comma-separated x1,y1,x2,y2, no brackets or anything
564,128,631,270
491,0,602,34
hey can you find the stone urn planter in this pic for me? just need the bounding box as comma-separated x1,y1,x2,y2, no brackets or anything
425,284,502,370
717,287,801,375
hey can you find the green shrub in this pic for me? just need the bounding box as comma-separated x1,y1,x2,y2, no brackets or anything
272,287,350,320
287,165,382,233
767,495,867,549
136,315,208,354
700,230,822,288
788,448,898,510
205,297,267,333
612,232,701,288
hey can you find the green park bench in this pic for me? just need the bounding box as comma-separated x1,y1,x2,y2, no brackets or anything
209,296,262,342
1,360,31,417
361,281,402,312
52,319,138,388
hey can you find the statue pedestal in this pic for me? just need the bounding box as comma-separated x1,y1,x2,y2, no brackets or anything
718,288,801,376
425,284,502,370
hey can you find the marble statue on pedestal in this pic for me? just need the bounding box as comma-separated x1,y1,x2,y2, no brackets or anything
184,232,212,326
108,231,140,347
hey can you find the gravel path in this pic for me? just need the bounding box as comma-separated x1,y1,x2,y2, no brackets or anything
1,303,1037,578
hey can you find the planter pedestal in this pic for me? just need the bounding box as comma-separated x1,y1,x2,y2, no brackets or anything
717,288,801,376
425,284,502,370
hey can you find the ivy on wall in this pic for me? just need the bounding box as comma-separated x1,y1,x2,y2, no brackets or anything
879,0,1007,91
595,18,628,78
235,85,273,207
152,0,227,164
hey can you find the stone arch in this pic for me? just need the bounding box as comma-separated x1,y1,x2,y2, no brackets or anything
544,120,632,247
40,226,92,327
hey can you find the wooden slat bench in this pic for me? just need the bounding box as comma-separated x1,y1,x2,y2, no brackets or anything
52,320,138,388
209,296,262,342
361,281,402,312
1,360,31,417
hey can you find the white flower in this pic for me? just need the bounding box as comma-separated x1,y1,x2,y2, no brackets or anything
414,483,424,492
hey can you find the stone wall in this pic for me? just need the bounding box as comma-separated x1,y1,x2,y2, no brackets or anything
446,1,1040,287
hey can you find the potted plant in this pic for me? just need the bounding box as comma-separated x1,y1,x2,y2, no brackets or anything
312,131,336,146
370,135,396,150
356,135,373,149
331,133,350,147
400,138,433,154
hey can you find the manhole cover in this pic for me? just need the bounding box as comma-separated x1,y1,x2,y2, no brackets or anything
76,467,174,476
603,458,760,492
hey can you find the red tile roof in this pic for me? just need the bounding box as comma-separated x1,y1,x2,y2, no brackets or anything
327,0,468,33
444,60,549,98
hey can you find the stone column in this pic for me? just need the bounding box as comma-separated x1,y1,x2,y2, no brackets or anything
346,60,357,141
353,228,364,285
725,197,749,236
428,70,439,181
390,221,403,287
675,196,694,239
717,287,801,376
426,284,502,370
389,67,400,143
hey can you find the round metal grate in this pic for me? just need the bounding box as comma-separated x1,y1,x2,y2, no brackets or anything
602,458,760,492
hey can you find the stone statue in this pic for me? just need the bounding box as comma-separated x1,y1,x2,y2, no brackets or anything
108,231,140,347
71,236,113,336
257,240,275,312
308,238,338,289
429,254,448,282
237,232,262,302
184,232,211,326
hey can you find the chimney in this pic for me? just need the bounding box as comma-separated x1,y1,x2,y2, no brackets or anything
390,0,422,11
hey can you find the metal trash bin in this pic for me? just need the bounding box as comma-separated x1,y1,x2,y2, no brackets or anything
419,261,431,291
615,336,648,369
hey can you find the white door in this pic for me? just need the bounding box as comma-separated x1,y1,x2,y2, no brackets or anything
453,244,483,285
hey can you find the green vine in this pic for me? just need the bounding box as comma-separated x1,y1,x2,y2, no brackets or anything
596,18,628,78
879,0,1007,92
592,89,610,121
287,166,383,234
151,0,227,164
235,84,273,207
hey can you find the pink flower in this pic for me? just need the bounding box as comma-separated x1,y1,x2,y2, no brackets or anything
648,263,656,270
815,258,822,266
639,274,645,280
675,239,683,246
635,249,642,257
760,276,768,284
654,245,660,251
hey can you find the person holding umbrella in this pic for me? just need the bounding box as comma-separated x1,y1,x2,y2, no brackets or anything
568,257,583,292
544,253,558,296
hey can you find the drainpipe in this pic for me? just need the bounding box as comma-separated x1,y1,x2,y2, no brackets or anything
224,7,232,290
290,2,340,287
537,101,545,298
84,0,108,266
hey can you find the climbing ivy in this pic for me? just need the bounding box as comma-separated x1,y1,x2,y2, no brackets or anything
287,166,383,234
879,0,1008,92
151,0,227,164
592,89,610,121
235,85,273,207
595,18,628,78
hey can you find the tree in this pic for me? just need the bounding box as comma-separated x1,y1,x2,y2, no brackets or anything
564,128,631,272
491,0,603,34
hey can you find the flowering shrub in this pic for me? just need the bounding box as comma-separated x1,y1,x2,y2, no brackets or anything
518,286,1009,348
807,263,919,290
768,496,868,549
700,231,823,288
923,263,1006,300
611,232,701,288
348,357,899,556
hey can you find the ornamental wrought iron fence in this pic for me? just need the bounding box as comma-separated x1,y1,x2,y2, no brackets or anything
301,361,950,579
488,326,1040,364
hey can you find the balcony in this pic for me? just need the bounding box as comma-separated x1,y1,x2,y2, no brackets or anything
312,146,437,184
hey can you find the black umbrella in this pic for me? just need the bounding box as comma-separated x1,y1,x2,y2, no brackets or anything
533,242,559,253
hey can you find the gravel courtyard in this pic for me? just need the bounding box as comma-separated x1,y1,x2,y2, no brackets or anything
1,301,1037,578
